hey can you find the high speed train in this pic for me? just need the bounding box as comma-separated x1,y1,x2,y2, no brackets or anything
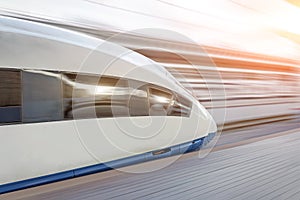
0,16,217,194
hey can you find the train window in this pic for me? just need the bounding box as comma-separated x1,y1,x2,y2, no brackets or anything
62,73,130,119
169,94,192,117
148,87,172,116
0,68,192,125
0,69,21,123
22,70,63,122
128,80,149,116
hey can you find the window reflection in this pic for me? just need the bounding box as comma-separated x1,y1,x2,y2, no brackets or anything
0,68,192,125
169,95,192,117
148,86,192,117
148,87,172,116
63,73,130,119
128,80,149,116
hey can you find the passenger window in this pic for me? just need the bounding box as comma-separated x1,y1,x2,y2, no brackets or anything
0,69,21,123
62,73,130,119
148,87,172,116
22,70,63,122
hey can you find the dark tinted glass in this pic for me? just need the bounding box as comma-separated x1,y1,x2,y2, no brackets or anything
148,86,192,117
0,69,21,123
0,68,192,125
22,70,63,122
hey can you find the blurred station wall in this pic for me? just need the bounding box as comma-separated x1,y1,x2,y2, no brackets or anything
1,0,300,130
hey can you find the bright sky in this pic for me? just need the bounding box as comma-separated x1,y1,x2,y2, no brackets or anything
0,0,300,60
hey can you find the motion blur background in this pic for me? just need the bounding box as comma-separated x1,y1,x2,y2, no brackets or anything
1,0,300,130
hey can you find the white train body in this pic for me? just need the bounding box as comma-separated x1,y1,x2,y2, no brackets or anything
0,16,216,193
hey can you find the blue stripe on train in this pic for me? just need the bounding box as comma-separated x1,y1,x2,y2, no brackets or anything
0,132,216,194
